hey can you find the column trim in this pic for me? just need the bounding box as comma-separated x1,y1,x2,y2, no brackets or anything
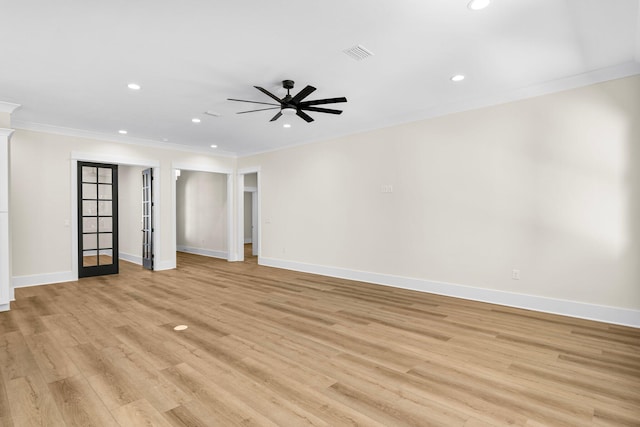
0,127,15,311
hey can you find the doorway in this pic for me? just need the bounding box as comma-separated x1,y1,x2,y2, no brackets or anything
175,169,229,264
240,171,259,262
77,162,118,277
243,188,258,261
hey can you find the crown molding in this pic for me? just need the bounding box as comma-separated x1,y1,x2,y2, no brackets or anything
10,120,238,158
361,61,640,145
636,1,640,62
239,61,640,158
8,61,640,160
0,102,21,114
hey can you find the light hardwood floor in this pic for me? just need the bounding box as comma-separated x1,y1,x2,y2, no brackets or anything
1,251,639,426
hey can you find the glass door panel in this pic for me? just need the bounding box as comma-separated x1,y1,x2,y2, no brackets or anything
78,162,118,277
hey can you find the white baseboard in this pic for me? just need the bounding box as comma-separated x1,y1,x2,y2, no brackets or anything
12,271,77,289
119,252,142,265
259,257,640,328
120,252,175,271
0,302,9,312
177,246,228,260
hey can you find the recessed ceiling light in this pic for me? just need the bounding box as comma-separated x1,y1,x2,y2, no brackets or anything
468,0,490,10
118,129,128,134
210,144,218,148
127,83,141,90
192,118,201,123
451,74,465,82
283,123,291,128
173,325,188,331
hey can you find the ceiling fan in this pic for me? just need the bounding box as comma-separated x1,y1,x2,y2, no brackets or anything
228,80,347,123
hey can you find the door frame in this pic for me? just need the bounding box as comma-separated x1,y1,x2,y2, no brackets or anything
71,152,160,280
171,162,235,266
236,167,261,262
243,187,258,256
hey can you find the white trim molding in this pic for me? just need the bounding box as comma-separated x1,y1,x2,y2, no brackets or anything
120,252,142,265
15,121,237,157
71,151,160,168
12,271,76,289
172,162,234,175
0,102,21,114
177,246,228,260
636,3,640,63
0,128,16,311
259,257,640,328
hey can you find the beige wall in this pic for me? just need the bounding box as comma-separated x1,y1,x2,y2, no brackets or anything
239,75,640,310
6,75,639,319
0,112,10,128
244,172,257,188
10,130,234,276
176,170,228,254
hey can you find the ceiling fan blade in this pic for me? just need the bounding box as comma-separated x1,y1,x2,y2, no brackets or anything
299,96,347,107
237,107,281,114
301,106,343,115
228,98,280,107
254,86,282,103
270,111,283,122
296,110,314,123
291,85,316,103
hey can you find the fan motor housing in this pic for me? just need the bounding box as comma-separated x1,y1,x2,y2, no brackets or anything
282,80,295,90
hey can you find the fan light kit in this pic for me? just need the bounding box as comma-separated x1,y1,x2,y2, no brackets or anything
468,0,490,10
228,79,347,123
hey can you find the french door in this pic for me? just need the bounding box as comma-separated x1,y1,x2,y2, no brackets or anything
141,168,153,270
77,162,118,277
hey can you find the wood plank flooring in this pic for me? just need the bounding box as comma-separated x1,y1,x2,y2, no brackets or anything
1,250,639,426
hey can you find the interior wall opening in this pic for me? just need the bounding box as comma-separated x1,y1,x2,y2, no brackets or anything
118,165,151,268
175,169,229,266
243,172,258,263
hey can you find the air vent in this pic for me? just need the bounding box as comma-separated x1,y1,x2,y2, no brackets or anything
343,44,374,61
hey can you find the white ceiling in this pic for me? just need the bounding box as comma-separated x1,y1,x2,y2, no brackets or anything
2,0,639,156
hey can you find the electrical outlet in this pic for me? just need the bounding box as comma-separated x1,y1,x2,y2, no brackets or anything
512,269,521,280
381,184,393,193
